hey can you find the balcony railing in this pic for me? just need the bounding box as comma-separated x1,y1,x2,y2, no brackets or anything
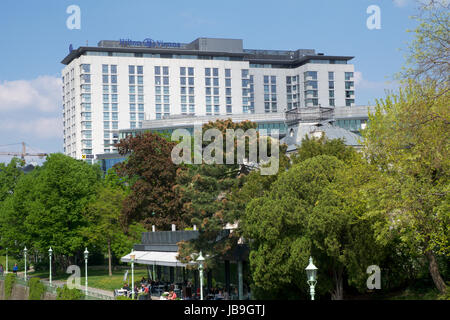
285,106,335,124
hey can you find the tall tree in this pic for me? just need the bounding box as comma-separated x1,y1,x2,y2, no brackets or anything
399,0,449,89
115,132,184,230
362,80,449,294
82,183,145,276
0,154,102,269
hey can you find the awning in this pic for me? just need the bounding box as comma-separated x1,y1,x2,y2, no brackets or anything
120,250,189,267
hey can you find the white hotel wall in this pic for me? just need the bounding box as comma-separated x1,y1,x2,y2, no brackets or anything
62,55,354,160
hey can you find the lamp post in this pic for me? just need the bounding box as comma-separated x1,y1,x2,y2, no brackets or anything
196,251,205,300
305,256,318,300
24,247,28,281
48,247,53,287
130,253,135,300
84,248,89,297
5,248,8,274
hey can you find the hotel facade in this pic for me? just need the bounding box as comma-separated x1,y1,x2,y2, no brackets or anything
61,37,356,162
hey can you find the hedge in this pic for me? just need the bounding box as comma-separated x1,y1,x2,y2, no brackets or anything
28,278,46,300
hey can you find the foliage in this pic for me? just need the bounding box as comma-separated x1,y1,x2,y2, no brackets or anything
82,181,145,276
28,277,46,300
116,132,184,230
56,285,84,300
398,0,449,88
115,295,132,300
362,80,449,294
0,157,24,202
4,273,16,299
175,119,281,269
0,154,102,269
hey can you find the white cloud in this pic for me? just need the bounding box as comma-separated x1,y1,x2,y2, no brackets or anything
0,117,62,139
354,71,397,90
393,0,410,7
0,75,62,112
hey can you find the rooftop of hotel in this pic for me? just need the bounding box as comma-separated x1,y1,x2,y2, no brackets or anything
62,37,354,66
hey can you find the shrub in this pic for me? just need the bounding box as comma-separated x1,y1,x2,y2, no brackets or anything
4,273,16,300
28,277,46,300
115,296,132,300
56,285,84,300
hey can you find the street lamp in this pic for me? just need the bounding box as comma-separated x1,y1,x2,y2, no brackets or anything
130,253,135,300
196,251,205,301
84,248,89,297
305,256,318,300
5,248,8,274
24,247,28,281
48,247,53,287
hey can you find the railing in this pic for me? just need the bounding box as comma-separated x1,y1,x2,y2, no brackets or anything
0,274,114,300
285,107,335,124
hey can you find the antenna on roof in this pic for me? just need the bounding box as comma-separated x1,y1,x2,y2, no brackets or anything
86,40,89,46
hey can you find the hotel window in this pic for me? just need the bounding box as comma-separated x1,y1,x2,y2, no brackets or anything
112,103,118,111
329,99,335,106
263,75,277,112
137,66,143,74
129,66,135,74
102,64,109,74
129,75,135,84
112,112,118,121
163,66,169,75
111,65,117,74
345,72,354,81
112,122,118,130
103,75,109,84
138,104,144,112
103,103,109,111
81,64,90,73
345,81,354,90
111,85,117,93
154,66,161,75
130,104,136,112
81,74,90,84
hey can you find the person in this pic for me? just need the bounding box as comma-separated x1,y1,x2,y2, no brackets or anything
0,264,4,276
122,283,130,291
12,263,18,274
168,290,177,300
215,290,224,300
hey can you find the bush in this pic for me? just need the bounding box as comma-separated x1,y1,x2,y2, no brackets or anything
28,277,46,300
4,273,16,300
56,285,84,300
115,296,132,300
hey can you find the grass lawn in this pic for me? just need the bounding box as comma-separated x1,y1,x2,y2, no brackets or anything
28,266,151,293
0,255,18,270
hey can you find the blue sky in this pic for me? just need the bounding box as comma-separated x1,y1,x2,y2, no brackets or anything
0,0,419,162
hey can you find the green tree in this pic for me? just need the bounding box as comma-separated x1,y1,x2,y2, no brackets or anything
242,149,385,300
399,0,449,89
0,157,24,202
362,80,449,294
0,153,102,269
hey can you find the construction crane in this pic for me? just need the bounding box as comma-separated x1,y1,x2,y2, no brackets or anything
0,142,48,161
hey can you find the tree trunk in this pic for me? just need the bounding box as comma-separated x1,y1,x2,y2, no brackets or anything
425,250,447,295
108,240,112,277
331,268,344,300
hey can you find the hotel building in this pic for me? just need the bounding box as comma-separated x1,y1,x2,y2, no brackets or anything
61,37,356,162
